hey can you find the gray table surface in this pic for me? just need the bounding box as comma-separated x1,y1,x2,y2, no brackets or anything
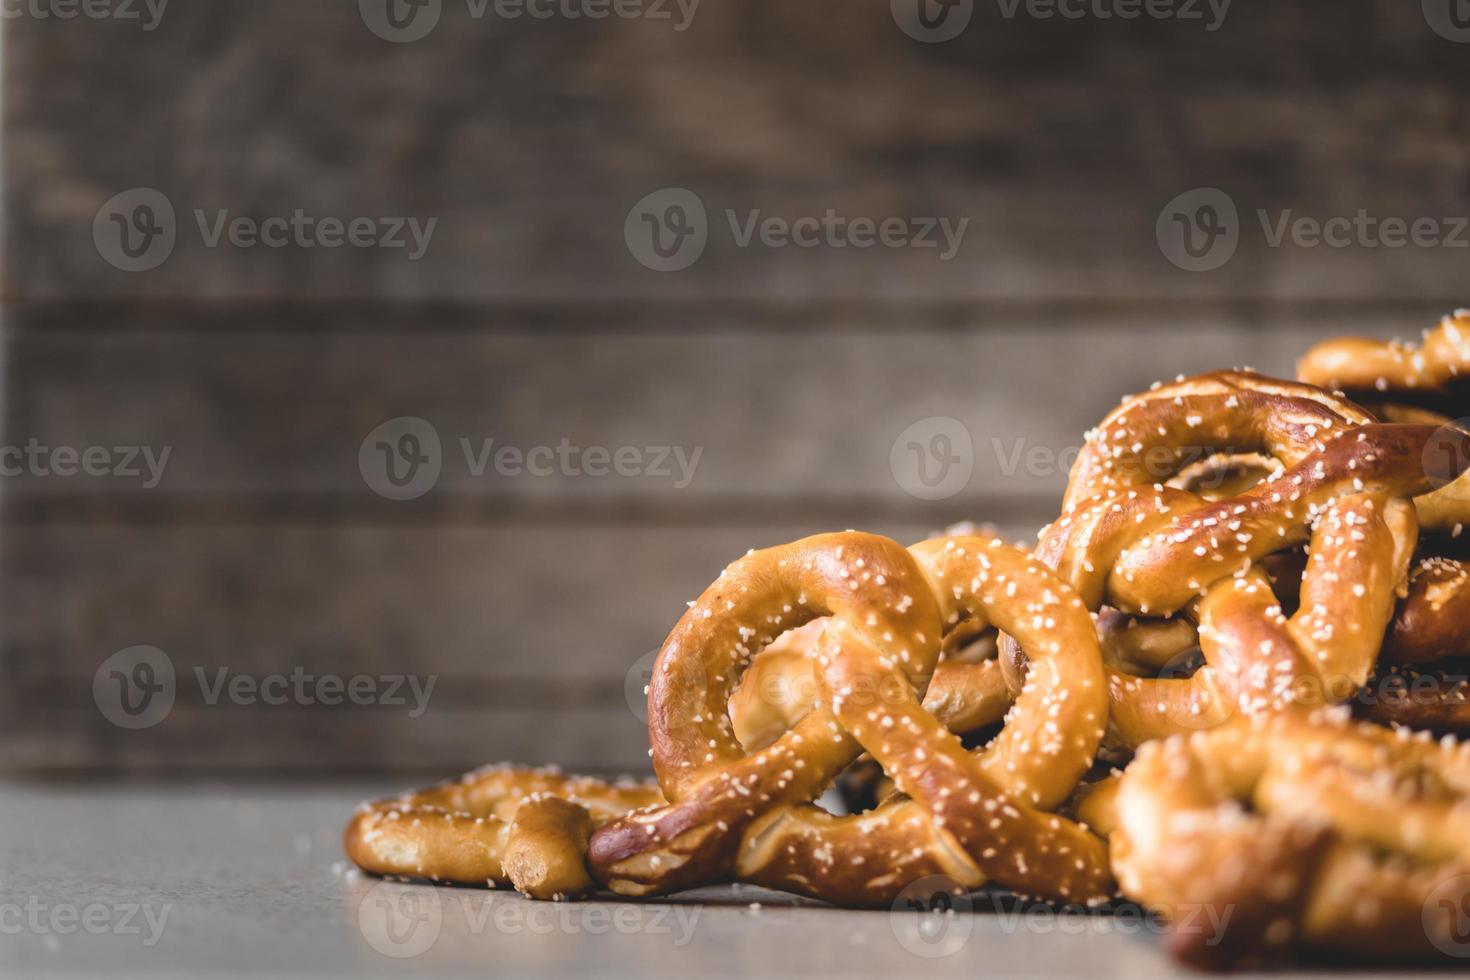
0,779,1419,978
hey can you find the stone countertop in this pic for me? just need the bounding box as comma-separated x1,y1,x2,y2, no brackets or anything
0,779,1401,978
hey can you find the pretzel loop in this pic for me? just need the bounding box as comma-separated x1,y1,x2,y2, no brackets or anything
593,532,943,897
1005,372,1469,748
589,532,1112,906
1113,713,1470,968
343,766,662,899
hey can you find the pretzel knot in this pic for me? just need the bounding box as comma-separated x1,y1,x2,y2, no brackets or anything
729,612,1013,754
1298,313,1470,528
1113,712,1470,968
586,531,1112,907
1360,549,1470,735
343,766,661,900
1003,371,1470,748
1298,310,1470,409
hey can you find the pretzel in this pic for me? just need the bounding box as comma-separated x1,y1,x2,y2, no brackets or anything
587,531,1112,907
344,765,661,900
1383,553,1470,666
1092,561,1470,740
729,614,1012,752
732,618,1013,813
1298,311,1470,415
1293,321,1470,667
1358,664,1470,734
1062,370,1374,513
1070,525,1470,738
1297,314,1470,529
1112,711,1470,968
1004,373,1469,747
1351,540,1470,735
1068,367,1469,680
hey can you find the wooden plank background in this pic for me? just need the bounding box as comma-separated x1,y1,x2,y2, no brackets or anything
3,0,1469,771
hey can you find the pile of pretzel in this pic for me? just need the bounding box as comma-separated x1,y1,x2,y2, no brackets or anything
346,313,1470,968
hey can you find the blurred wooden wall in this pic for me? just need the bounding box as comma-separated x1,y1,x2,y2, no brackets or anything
3,0,1468,771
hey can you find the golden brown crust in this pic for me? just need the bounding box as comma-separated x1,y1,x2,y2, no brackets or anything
1298,311,1470,406
730,617,1013,751
1359,664,1470,735
1000,371,1470,749
1383,555,1470,666
588,531,1112,906
502,796,596,899
343,766,661,899
1112,712,1470,967
1062,370,1373,514
1021,485,1421,749
1297,313,1470,531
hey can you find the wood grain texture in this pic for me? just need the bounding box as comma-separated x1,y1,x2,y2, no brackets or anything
0,518,957,771
5,0,1470,302
6,302,1462,770
2,303,1454,504
7,0,1470,770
